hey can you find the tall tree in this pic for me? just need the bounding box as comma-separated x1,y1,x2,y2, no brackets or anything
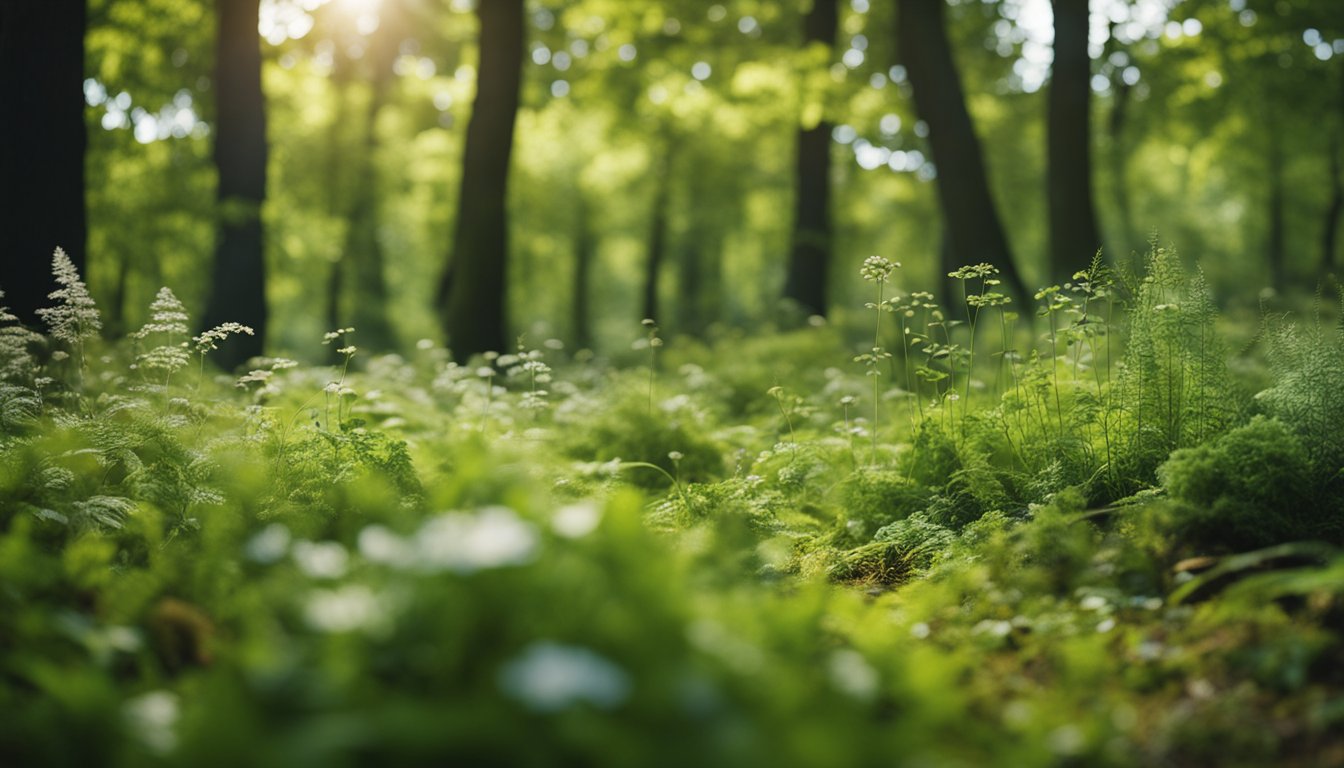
642,143,675,325
783,0,838,318
0,1,87,325
895,0,1027,302
1266,115,1287,290
1324,136,1342,281
340,2,400,351
439,0,524,360
201,0,268,368
571,193,594,350
1047,0,1102,281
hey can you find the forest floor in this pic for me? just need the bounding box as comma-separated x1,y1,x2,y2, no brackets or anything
4,250,1344,766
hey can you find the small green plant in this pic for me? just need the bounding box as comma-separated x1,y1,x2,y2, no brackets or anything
321,327,358,431
133,287,192,404
856,255,898,465
767,385,798,463
35,247,101,395
639,318,663,416
513,338,553,417
193,322,255,390
950,263,1008,426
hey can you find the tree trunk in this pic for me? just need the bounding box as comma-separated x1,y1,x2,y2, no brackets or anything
1267,120,1286,291
440,0,524,361
571,193,594,350
783,0,838,318
895,0,1027,303
343,11,399,351
201,0,268,368
1108,75,1135,253
1047,0,1101,281
1324,70,1344,283
1321,136,1342,279
642,143,675,324
0,1,87,326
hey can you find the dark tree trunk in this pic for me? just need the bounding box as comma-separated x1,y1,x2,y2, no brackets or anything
440,0,524,361
895,0,1027,303
1267,120,1286,290
1324,137,1342,279
571,194,593,349
109,251,130,337
343,11,399,351
1047,0,1101,281
0,1,87,326
783,0,838,317
201,0,268,368
1324,68,1344,282
1108,75,1134,253
324,56,352,362
642,144,675,324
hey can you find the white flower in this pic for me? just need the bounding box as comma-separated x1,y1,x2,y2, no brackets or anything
244,523,291,563
124,691,180,754
305,585,385,633
498,642,631,712
552,502,601,539
827,649,879,701
414,507,537,573
292,540,349,579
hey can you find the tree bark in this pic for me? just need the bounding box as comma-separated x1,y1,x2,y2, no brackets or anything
895,0,1027,303
201,0,268,368
1047,0,1102,281
440,0,524,361
1107,75,1135,253
783,0,838,317
1324,136,1341,279
1267,119,1286,291
343,8,400,351
642,142,675,325
0,1,87,326
571,193,593,349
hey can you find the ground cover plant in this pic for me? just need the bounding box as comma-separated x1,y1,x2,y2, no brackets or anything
3,245,1344,767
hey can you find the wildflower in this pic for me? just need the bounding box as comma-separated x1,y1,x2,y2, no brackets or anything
860,255,899,283
322,327,355,344
498,642,631,712
193,322,254,354
135,287,191,374
36,247,101,347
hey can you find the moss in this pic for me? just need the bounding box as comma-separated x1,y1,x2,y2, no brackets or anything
838,467,932,532
1158,416,1332,550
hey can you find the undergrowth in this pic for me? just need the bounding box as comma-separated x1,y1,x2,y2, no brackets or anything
2,244,1343,766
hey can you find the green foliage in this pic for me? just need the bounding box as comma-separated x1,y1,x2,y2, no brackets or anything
4,251,1344,765
1158,416,1338,550
872,511,954,571
1257,299,1344,482
839,466,932,531
1110,243,1239,493
560,386,724,489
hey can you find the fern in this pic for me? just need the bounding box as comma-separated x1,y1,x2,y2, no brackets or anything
1110,242,1237,493
1256,294,1344,482
35,247,101,359
135,287,191,377
0,289,43,385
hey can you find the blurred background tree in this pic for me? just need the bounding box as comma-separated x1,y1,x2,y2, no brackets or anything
5,0,1342,362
